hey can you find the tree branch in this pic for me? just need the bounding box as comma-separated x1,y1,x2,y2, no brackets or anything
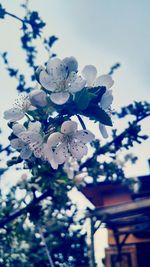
5,11,27,24
0,188,53,228
0,109,149,228
80,113,150,170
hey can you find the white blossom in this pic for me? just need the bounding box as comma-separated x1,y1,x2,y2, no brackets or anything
18,121,44,158
10,124,32,160
4,94,36,122
63,158,79,179
82,65,114,89
44,120,95,169
81,65,114,139
11,122,44,159
39,57,86,105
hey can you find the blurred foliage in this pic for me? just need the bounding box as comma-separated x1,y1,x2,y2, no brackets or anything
0,183,89,267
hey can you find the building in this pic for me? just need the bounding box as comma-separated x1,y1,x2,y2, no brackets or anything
81,174,150,267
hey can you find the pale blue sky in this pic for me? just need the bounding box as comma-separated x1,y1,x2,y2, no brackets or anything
0,0,150,174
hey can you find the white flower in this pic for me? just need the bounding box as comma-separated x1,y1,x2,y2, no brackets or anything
82,65,114,139
82,65,114,89
39,57,86,105
44,120,95,169
63,158,79,179
4,94,36,122
10,124,32,160
99,90,113,139
18,121,44,158
11,122,44,159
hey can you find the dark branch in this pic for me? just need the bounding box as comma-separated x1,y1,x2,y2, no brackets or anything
80,113,150,170
5,11,28,24
0,188,53,228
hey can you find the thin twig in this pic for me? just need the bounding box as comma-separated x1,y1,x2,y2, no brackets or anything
76,114,86,129
80,114,150,170
38,226,55,267
5,11,27,24
108,63,121,75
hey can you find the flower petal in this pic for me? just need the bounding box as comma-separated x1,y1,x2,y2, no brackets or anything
28,133,43,144
46,58,62,75
18,131,31,143
12,124,26,137
47,132,63,147
10,138,24,149
63,158,79,179
70,140,88,160
39,70,56,91
29,89,47,107
82,65,97,86
50,92,70,105
43,143,54,160
28,105,37,111
43,144,58,169
66,169,74,179
62,57,78,72
54,143,69,164
74,130,95,143
28,121,41,133
20,145,32,159
61,120,78,134
47,58,68,81
94,74,114,89
100,90,113,110
49,158,58,170
99,123,108,138
66,72,77,84
18,131,42,144
68,76,86,93
3,108,24,122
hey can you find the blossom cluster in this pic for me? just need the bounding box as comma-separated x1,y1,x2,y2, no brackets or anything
4,56,114,170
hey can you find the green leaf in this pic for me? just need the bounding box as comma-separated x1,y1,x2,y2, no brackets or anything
75,88,96,111
82,105,113,126
90,86,106,104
